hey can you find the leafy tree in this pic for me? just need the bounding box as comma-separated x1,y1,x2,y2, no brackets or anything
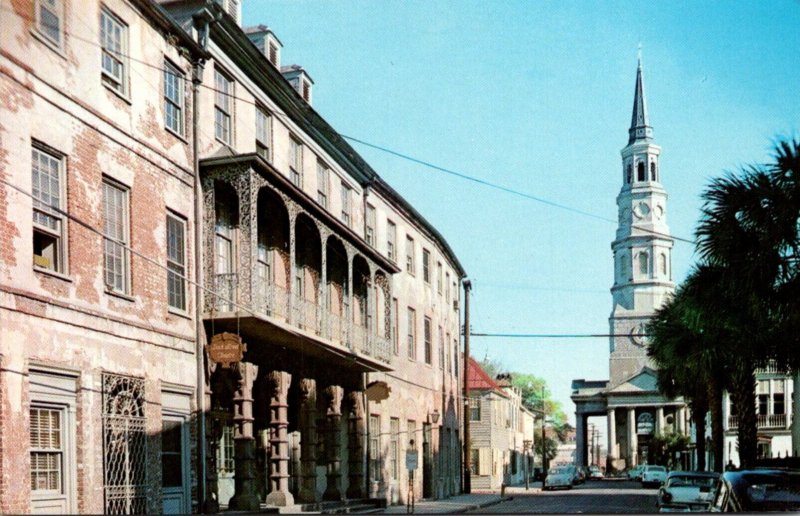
648,432,691,469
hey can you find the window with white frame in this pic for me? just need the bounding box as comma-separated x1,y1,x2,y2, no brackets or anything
30,406,64,493
164,60,184,135
446,331,452,374
437,262,443,294
103,178,130,294
422,248,431,283
423,317,432,365
453,338,458,376
340,183,351,225
391,297,399,355
316,160,328,208
365,204,375,246
36,0,63,47
387,220,397,262
32,145,66,273
255,106,271,161
405,236,415,275
166,213,186,311
407,307,416,360
369,415,381,481
445,272,450,303
638,251,649,276
286,136,301,187
214,68,233,144
438,326,445,370
100,7,127,95
389,418,399,479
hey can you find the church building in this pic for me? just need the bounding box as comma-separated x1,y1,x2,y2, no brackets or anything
571,59,688,472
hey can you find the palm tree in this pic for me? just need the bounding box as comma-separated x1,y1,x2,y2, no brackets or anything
648,266,729,472
695,138,800,468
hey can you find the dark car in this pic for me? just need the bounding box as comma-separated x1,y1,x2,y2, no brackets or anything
709,469,800,512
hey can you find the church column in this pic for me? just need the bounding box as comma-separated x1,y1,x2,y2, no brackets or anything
607,408,617,470
266,371,294,507
346,391,366,499
627,407,638,468
575,414,588,467
677,406,686,434
298,378,318,503
323,385,344,501
229,362,261,511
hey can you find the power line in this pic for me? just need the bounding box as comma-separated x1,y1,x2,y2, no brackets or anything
470,332,649,338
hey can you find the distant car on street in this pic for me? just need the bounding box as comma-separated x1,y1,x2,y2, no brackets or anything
589,465,604,480
657,471,719,512
628,465,644,481
709,469,800,512
544,466,574,491
641,465,668,487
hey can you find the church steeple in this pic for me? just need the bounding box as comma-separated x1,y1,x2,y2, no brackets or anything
628,58,653,144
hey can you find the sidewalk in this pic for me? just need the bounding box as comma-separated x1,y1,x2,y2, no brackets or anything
378,492,508,514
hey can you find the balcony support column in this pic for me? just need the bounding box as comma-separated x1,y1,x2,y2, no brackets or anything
346,248,354,348
266,371,294,507
229,362,260,511
323,385,344,501
288,207,298,325
202,178,217,313
346,391,366,499
298,378,318,503
320,230,329,338
366,269,375,355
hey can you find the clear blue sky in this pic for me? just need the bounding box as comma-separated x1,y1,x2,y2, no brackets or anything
244,0,800,424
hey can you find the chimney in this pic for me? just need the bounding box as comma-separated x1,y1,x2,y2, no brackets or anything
281,64,314,105
244,24,283,69
495,373,513,388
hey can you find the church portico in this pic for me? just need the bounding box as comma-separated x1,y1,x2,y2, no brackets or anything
572,57,688,475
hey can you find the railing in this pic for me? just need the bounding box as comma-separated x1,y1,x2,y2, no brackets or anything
253,281,290,320
352,323,368,355
370,334,393,364
210,273,238,312
326,311,348,346
755,360,787,375
293,294,321,335
728,413,791,430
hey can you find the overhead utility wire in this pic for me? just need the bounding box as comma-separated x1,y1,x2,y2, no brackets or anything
469,332,650,338
10,7,699,246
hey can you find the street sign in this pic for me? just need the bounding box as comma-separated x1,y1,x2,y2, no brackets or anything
406,449,418,471
206,332,246,368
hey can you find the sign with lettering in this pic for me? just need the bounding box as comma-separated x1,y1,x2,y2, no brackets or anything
206,332,246,368
637,412,654,435
366,381,391,403
406,449,418,471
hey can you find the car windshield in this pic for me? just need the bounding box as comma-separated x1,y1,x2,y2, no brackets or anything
667,475,716,488
647,466,666,472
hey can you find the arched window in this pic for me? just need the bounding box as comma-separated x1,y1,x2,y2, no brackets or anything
638,252,649,275
637,161,645,181
650,161,657,181
659,253,667,276
626,163,632,184
621,254,630,280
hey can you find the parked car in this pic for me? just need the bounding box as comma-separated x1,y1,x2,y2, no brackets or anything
589,465,604,480
533,467,545,482
628,465,644,480
657,471,719,512
709,469,800,512
641,465,668,487
544,466,574,491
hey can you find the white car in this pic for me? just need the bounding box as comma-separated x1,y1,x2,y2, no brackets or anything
641,465,668,487
657,471,719,512
543,466,574,491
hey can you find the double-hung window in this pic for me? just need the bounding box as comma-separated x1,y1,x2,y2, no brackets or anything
391,297,399,355
214,69,233,144
256,106,271,161
166,214,186,311
365,204,376,246
438,326,445,370
389,418,399,479
369,415,381,481
316,160,328,208
36,0,63,47
405,236,415,275
437,262,443,294
30,406,64,493
164,60,184,135
32,145,66,273
423,317,432,365
407,307,416,360
289,136,302,187
100,8,127,95
422,249,431,283
340,183,351,225
387,220,396,262
103,178,130,294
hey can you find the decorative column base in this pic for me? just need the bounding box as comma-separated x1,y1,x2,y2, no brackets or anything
346,391,365,499
266,371,295,507
323,385,344,501
298,379,318,503
229,362,261,511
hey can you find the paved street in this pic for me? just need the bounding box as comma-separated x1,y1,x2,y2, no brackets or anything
469,480,659,514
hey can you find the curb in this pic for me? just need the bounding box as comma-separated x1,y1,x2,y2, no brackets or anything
445,496,511,514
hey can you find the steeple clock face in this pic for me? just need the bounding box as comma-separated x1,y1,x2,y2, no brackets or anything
629,322,649,347
633,202,650,219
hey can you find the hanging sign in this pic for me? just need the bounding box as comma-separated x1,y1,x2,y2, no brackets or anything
406,449,419,471
366,381,392,403
206,332,246,368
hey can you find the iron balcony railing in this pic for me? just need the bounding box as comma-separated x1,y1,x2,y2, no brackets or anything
210,273,238,312
325,311,348,346
253,281,290,321
292,293,321,335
